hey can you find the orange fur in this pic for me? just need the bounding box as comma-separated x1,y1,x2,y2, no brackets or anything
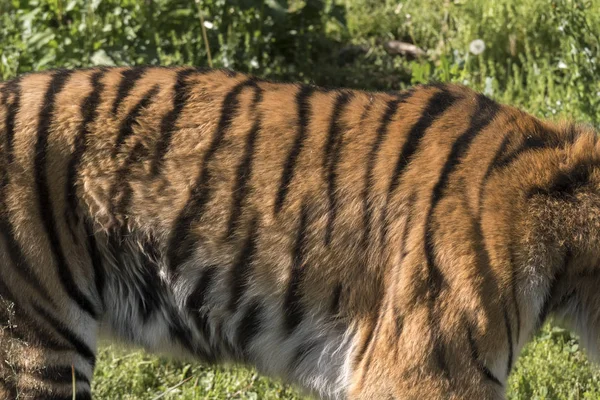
0,67,599,399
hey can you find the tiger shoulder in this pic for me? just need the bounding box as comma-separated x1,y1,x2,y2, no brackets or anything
0,66,599,400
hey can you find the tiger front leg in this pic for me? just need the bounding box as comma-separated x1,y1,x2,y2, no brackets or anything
347,315,506,400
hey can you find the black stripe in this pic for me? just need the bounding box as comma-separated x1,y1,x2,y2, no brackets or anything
387,88,445,198
468,195,508,379
65,70,106,235
386,88,451,198
169,318,196,354
462,133,508,386
379,91,432,245
361,98,401,246
493,136,547,170
289,340,319,371
32,303,96,368
323,91,353,246
109,85,159,222
322,91,352,179
399,192,417,257
424,94,499,293
213,321,234,361
167,79,258,278
466,325,502,386
424,93,499,375
113,84,160,156
433,342,450,380
536,251,571,330
110,141,149,221
111,67,148,115
476,131,513,213
274,85,315,214
330,283,343,316
283,203,310,334
363,89,414,244
229,217,259,312
394,307,404,338
358,96,375,127
527,162,592,200
353,287,385,371
391,192,417,338
502,303,514,376
151,68,199,176
508,239,521,342
360,316,386,376
84,219,105,307
225,85,264,239
484,121,578,184
135,238,165,323
186,265,217,340
42,392,92,400
0,379,17,400
22,365,90,386
35,70,98,318
1,77,21,164
359,287,395,378
0,219,56,307
237,300,262,358
353,317,378,368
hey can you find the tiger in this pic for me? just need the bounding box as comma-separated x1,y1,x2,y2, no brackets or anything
0,66,599,400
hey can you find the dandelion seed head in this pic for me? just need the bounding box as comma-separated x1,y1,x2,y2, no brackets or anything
469,39,485,55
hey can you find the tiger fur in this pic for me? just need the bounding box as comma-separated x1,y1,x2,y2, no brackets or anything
0,66,600,399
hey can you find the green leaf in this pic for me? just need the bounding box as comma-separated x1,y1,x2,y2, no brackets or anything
168,9,194,18
34,51,56,69
90,0,102,11
265,0,288,17
90,49,115,66
570,344,580,353
65,0,78,12
27,30,56,51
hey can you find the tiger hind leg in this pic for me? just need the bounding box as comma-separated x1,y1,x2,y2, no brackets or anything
0,275,97,399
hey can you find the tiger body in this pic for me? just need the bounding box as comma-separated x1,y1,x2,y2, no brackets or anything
1,66,600,399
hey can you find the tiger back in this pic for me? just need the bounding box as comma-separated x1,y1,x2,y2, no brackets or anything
1,66,600,400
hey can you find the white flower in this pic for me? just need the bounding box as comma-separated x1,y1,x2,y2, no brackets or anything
203,21,214,29
469,39,485,55
557,60,568,69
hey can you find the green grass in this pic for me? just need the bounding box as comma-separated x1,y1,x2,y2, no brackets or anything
92,345,305,399
92,324,600,399
508,325,600,399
